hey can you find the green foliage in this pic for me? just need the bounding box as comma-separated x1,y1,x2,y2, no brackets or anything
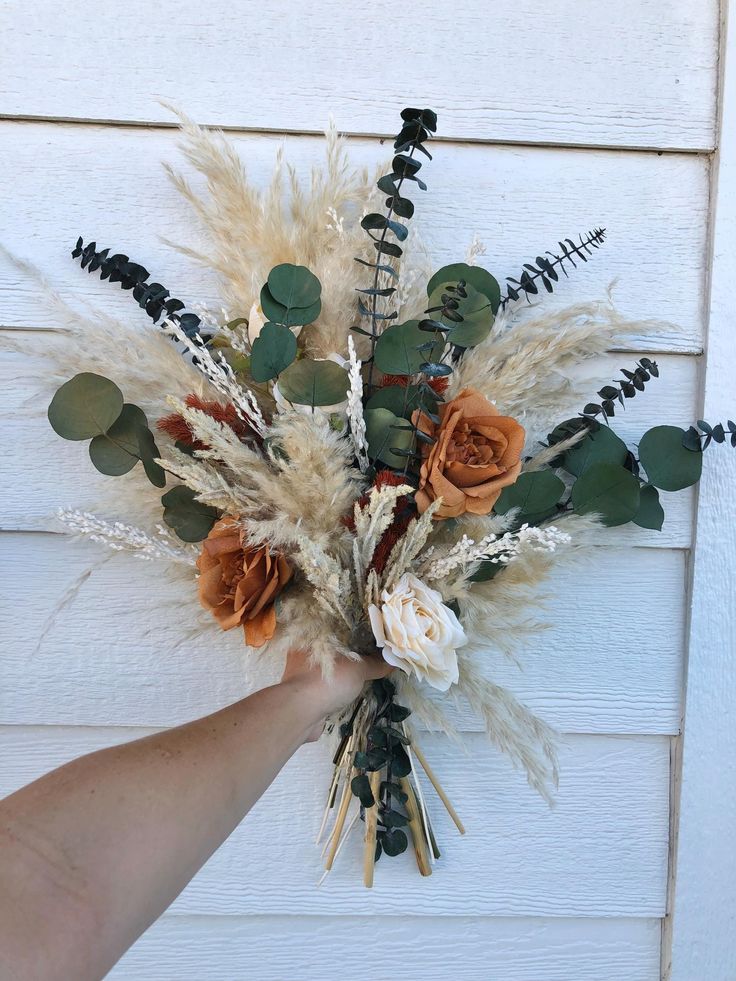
381,828,408,856
500,228,607,308
365,384,437,420
356,108,437,389
351,774,375,808
364,407,416,468
374,320,442,376
580,358,659,424
89,403,166,489
259,263,322,328
49,373,166,488
71,238,205,343
571,461,641,526
426,282,494,348
161,485,219,542
277,359,349,407
633,484,665,531
48,373,124,440
426,262,501,313
494,470,565,524
638,425,703,491
684,419,736,450
562,424,628,477
249,322,297,382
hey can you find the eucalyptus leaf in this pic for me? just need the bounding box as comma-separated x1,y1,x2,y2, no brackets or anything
380,828,408,856
571,462,641,526
633,483,665,531
259,284,321,328
350,774,375,808
638,425,703,491
494,470,565,523
374,320,442,375
161,485,219,542
48,372,124,440
88,403,147,476
426,262,501,312
250,322,297,382
365,407,415,468
563,424,628,477
427,282,493,348
267,263,321,308
277,359,349,407
365,384,436,420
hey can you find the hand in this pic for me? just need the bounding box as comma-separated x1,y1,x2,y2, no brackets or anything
280,647,393,742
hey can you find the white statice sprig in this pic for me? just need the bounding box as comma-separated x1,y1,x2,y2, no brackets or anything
162,318,266,436
57,510,198,566
346,335,369,472
425,524,572,582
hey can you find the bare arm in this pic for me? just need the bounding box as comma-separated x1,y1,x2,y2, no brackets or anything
0,650,389,981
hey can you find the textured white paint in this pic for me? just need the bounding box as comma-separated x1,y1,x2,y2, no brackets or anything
0,0,719,150
111,916,662,981
0,727,670,917
668,5,736,978
0,123,709,351
0,534,685,734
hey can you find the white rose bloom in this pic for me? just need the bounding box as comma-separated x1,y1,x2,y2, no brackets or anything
368,573,467,692
272,352,349,421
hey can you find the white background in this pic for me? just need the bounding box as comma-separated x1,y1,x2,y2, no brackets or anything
0,2,731,978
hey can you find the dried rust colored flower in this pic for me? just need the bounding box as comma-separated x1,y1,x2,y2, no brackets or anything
157,394,255,449
196,516,292,648
413,387,525,519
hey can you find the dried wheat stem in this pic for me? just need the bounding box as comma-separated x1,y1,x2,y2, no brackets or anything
363,769,382,888
400,776,432,877
318,806,361,886
324,760,356,870
411,740,466,836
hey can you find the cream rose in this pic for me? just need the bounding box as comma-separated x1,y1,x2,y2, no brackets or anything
368,573,467,692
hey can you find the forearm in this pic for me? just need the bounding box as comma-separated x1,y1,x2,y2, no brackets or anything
0,677,323,981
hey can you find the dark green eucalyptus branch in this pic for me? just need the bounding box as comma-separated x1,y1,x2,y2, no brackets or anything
580,357,659,423
354,108,437,393
71,238,208,344
500,227,607,309
683,419,736,450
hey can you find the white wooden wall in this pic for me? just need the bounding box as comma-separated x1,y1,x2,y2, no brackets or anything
0,2,726,978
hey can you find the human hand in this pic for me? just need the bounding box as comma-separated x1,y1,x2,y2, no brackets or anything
280,647,393,742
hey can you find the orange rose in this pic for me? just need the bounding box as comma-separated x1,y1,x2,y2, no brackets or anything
196,516,292,647
413,388,525,519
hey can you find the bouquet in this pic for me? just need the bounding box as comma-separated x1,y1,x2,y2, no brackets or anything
38,107,731,885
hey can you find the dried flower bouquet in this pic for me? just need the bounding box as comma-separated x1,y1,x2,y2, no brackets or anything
38,107,733,884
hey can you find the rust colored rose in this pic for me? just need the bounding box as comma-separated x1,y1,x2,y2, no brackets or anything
196,516,292,648
412,388,525,519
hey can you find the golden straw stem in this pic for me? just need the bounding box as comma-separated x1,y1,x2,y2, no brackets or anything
363,769,382,888
325,764,355,870
400,777,432,877
411,740,465,835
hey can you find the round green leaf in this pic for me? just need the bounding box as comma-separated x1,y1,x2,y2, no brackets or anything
88,403,147,476
364,407,415,468
161,485,219,542
250,322,297,382
381,828,408,857
48,372,124,440
427,282,493,348
277,359,349,407
638,425,703,491
494,470,565,523
267,263,322,308
365,384,436,420
633,483,665,531
374,320,443,376
426,262,501,312
259,284,321,328
563,424,628,477
571,462,641,527
137,426,167,488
